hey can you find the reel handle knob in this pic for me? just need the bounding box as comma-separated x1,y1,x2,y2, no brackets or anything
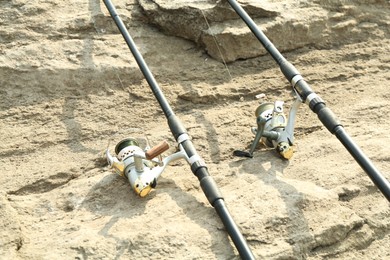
145,141,169,160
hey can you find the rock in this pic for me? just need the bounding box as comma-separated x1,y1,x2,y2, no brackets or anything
139,0,390,62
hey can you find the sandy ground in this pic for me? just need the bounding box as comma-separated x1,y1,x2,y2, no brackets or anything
1,0,389,259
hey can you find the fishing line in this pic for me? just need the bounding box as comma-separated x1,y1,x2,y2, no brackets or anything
91,13,126,91
200,9,232,80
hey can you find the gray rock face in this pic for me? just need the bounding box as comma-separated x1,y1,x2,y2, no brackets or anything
139,0,390,62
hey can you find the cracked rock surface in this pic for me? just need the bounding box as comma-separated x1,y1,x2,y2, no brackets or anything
139,0,390,62
1,0,389,259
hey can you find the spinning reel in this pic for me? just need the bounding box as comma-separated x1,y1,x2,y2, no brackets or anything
234,96,301,159
106,138,188,197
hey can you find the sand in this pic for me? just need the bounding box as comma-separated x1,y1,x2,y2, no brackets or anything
1,0,389,259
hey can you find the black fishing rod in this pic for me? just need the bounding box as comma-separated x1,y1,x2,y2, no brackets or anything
227,0,390,202
102,0,255,258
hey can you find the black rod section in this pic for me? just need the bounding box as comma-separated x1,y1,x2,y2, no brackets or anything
227,0,390,202
102,1,255,258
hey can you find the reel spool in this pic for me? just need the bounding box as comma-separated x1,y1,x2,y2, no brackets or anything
234,97,301,159
106,137,187,197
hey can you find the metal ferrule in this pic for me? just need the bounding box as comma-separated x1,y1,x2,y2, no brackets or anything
306,92,325,111
177,133,190,144
291,74,303,88
305,92,319,106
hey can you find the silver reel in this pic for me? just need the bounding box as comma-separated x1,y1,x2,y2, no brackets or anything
106,138,187,197
234,97,301,159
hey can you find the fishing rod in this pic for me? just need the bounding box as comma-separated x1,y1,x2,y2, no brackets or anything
227,0,390,202
102,0,255,258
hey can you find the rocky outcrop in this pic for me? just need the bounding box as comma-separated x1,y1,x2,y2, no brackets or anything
139,0,390,62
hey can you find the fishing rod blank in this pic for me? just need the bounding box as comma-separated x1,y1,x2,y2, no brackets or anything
227,0,390,202
102,0,255,258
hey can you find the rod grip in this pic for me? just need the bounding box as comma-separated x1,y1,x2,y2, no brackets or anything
145,141,169,160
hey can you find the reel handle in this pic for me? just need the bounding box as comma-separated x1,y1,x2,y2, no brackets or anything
145,141,170,160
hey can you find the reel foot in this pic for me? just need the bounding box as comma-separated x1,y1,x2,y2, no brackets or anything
233,150,253,158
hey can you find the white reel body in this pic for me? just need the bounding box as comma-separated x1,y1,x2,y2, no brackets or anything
106,138,187,197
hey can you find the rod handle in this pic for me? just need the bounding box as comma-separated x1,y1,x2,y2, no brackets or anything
145,141,169,160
